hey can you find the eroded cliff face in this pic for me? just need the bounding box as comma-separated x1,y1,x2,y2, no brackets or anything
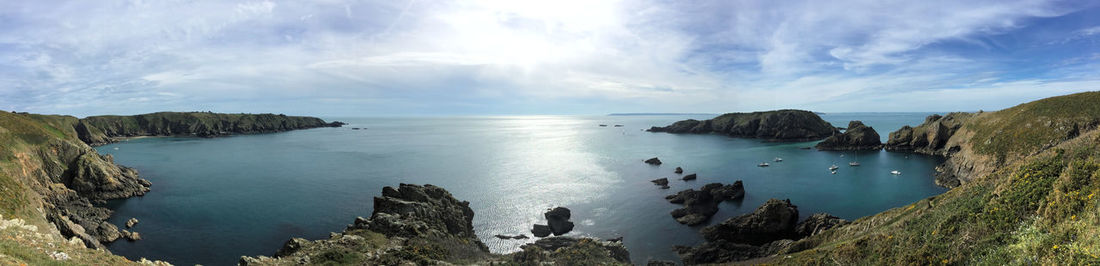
77,112,344,146
240,184,631,265
648,110,839,141
815,120,882,151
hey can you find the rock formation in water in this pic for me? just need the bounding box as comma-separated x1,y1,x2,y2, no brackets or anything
675,167,683,174
77,112,344,146
645,157,662,165
815,121,882,150
647,110,839,142
675,199,848,264
682,173,697,181
665,182,745,225
240,184,630,265
651,178,670,189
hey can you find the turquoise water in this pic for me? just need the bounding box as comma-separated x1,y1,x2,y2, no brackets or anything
97,113,946,265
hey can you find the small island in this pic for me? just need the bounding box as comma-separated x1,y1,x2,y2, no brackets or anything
647,109,838,142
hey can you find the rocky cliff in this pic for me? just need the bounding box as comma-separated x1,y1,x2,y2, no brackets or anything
815,120,882,150
240,184,631,265
648,110,838,141
78,112,344,146
755,91,1100,265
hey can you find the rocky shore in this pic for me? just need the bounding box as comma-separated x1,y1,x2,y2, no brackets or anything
647,109,839,141
77,112,344,146
239,184,630,265
815,120,882,150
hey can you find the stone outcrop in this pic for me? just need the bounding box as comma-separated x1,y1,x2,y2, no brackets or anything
543,207,574,236
76,112,344,146
665,182,745,225
815,121,882,150
648,110,839,142
650,178,670,189
884,113,978,187
645,157,662,165
682,173,697,181
675,167,683,174
241,184,630,265
676,199,848,264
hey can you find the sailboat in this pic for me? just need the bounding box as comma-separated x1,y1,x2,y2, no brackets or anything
828,164,839,171
849,153,860,166
774,157,783,162
890,170,902,175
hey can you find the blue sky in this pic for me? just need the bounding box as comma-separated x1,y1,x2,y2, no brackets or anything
1,0,1099,117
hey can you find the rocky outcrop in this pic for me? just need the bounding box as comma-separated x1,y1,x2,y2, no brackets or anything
675,167,683,174
665,182,745,225
795,213,849,238
645,157,662,165
543,207,575,236
815,121,882,150
67,153,150,202
651,178,670,189
682,173,697,181
126,218,139,228
76,112,343,146
241,184,630,265
676,199,850,264
885,113,971,154
648,110,839,142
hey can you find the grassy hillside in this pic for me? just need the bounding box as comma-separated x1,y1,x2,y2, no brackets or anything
771,92,1100,264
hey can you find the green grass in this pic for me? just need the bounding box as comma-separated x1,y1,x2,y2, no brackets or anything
969,91,1100,162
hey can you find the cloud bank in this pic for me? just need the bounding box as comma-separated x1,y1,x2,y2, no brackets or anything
1,0,1098,116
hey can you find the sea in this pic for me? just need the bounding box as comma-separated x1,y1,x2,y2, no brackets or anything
97,113,947,265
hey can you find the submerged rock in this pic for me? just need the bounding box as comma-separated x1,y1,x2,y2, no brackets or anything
495,234,530,240
645,157,663,165
682,173,697,181
675,167,683,174
815,121,883,150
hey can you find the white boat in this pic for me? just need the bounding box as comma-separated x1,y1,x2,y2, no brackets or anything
831,170,838,174
890,170,902,175
774,157,783,162
828,165,839,171
849,162,860,166
758,162,770,167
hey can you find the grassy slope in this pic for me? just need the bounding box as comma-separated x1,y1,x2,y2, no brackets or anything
0,111,143,265
774,92,1100,265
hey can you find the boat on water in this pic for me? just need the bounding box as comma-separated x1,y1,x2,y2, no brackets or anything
831,170,838,174
774,157,783,162
890,170,902,175
758,162,770,167
829,164,839,171
849,162,860,166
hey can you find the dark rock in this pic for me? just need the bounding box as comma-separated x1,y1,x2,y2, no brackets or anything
544,207,574,236
516,237,631,263
700,198,799,245
676,239,764,264
647,259,678,266
651,178,670,189
795,213,849,238
531,224,552,237
496,234,529,240
666,182,746,225
648,110,839,142
675,167,683,174
884,113,970,154
326,121,346,127
815,120,882,151
645,157,663,165
682,173,697,181
363,184,479,240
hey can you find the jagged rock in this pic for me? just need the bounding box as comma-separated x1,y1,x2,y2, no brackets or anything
645,157,663,165
531,224,552,237
275,238,309,257
68,152,151,202
675,167,683,174
700,198,799,245
120,230,141,241
544,207,574,236
815,121,883,150
647,260,677,266
496,234,529,239
676,239,765,264
651,178,670,189
361,184,478,239
666,182,746,225
648,110,839,141
126,217,139,228
885,113,970,154
795,213,849,237
682,173,697,181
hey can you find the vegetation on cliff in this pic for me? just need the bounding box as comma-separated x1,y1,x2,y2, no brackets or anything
78,112,344,145
756,91,1100,264
648,109,838,141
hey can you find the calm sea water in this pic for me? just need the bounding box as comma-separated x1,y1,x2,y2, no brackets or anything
97,113,946,265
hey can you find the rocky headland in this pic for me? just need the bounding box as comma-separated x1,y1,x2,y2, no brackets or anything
77,112,344,146
647,109,839,141
240,184,630,265
665,182,745,225
815,120,882,150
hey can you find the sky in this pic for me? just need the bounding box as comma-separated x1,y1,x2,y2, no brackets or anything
1,0,1099,117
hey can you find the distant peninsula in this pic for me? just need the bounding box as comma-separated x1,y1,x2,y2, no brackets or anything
647,109,838,142
608,113,717,116
75,112,345,146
